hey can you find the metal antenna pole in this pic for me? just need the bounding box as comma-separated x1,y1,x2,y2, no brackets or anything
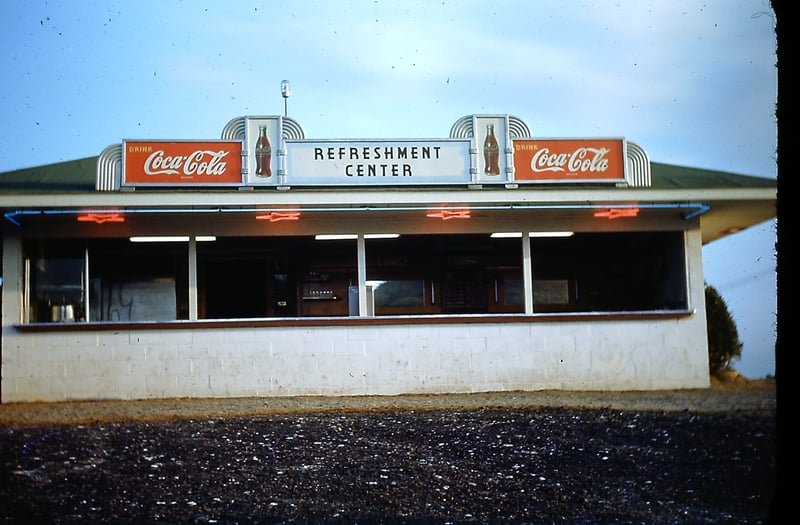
281,80,291,117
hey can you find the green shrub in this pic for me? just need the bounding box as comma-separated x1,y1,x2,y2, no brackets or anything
705,284,743,375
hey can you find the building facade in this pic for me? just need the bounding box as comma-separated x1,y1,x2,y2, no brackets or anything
0,114,777,402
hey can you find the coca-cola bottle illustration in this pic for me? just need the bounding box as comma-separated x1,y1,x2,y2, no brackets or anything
483,124,500,175
255,125,272,177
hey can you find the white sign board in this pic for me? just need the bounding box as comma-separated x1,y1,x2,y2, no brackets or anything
285,139,471,186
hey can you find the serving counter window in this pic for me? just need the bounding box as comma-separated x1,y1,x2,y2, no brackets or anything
196,236,356,319
20,230,688,324
23,239,188,323
24,239,87,323
530,231,687,312
89,239,189,321
365,234,524,315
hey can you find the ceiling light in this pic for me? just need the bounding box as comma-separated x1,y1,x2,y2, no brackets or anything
129,236,217,243
529,231,574,237
492,231,574,238
130,236,191,243
315,233,400,240
315,234,358,240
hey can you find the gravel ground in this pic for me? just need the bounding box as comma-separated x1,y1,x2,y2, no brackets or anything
0,378,780,524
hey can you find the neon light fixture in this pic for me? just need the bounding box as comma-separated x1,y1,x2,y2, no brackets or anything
594,208,640,219
255,211,301,222
426,209,471,220
77,212,125,224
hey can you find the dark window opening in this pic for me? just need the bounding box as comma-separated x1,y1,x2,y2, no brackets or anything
531,231,687,312
197,236,357,319
366,234,523,315
197,237,282,319
22,230,688,323
89,239,188,321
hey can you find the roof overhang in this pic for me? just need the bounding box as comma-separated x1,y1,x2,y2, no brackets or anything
1,186,776,245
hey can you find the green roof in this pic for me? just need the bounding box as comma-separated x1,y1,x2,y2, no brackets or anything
0,156,98,192
649,162,776,189
0,157,778,192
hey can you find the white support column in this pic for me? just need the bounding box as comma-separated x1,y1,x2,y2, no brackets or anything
188,237,198,320
357,235,368,316
84,246,90,322
522,232,534,314
2,235,24,325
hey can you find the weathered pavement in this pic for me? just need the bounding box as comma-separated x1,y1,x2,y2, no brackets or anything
0,378,776,427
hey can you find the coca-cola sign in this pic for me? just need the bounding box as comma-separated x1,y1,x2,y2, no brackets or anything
513,139,625,182
123,141,243,185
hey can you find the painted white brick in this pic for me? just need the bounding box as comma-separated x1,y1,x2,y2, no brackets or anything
466,324,502,339
2,313,712,402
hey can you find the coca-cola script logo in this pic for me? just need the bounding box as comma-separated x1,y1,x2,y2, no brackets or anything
530,147,610,174
144,149,230,176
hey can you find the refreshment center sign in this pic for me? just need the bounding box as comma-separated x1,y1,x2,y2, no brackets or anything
284,139,472,186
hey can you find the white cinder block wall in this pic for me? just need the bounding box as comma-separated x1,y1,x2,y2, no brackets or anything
1,318,710,403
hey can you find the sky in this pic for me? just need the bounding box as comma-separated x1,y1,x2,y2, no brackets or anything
0,0,778,378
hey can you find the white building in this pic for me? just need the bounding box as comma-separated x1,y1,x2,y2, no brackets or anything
0,114,776,402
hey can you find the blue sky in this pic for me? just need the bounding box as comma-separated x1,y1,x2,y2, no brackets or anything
0,0,778,377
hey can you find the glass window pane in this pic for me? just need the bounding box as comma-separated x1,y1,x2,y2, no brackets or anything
197,236,357,319
24,240,86,323
89,239,188,321
531,231,687,312
368,280,425,307
504,277,524,306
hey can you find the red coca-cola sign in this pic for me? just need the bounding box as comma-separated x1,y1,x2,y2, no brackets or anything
123,141,243,185
513,139,625,182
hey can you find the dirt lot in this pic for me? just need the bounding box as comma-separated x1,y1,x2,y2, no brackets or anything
0,378,780,524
